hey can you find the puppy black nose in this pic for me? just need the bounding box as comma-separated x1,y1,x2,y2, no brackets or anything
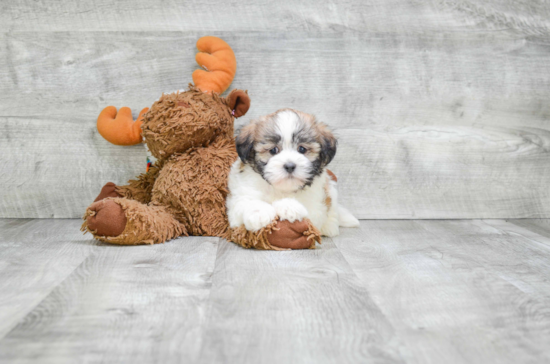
284,162,296,173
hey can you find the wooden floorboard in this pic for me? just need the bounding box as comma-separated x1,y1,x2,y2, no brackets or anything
0,219,96,339
1,218,550,363
507,219,550,242
0,230,219,364
334,219,550,364
196,237,402,364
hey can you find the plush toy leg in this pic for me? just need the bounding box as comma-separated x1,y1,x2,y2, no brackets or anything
94,182,122,202
81,198,187,245
115,162,162,204
93,163,161,206
230,218,321,251
188,200,233,240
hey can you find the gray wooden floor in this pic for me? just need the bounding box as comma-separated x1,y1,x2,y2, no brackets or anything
1,219,550,363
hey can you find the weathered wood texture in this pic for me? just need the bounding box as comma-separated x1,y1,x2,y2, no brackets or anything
0,116,145,218
0,219,95,339
0,219,219,363
1,1,550,218
508,218,550,242
198,237,401,364
2,0,549,34
334,219,550,364
1,218,550,363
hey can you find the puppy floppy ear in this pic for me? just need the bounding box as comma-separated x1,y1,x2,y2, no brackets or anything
317,123,337,167
226,89,251,118
235,123,256,163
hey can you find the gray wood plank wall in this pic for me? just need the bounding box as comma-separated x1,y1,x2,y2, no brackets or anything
1,0,549,218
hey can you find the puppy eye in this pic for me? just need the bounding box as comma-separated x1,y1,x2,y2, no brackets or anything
298,146,307,154
269,147,279,155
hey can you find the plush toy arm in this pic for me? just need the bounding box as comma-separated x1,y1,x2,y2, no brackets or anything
97,106,148,146
230,218,321,250
115,162,162,204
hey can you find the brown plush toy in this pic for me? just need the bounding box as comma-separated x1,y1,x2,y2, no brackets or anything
82,36,321,250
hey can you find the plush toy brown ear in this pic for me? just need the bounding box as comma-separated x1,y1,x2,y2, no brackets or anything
226,90,250,118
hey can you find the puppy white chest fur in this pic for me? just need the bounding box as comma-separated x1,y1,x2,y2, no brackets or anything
227,160,336,234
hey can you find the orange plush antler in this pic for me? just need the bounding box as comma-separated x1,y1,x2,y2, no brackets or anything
97,106,149,146
192,36,237,94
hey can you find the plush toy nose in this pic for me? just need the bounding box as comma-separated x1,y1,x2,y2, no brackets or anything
284,162,296,173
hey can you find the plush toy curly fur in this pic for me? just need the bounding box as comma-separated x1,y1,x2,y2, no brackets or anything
81,37,321,250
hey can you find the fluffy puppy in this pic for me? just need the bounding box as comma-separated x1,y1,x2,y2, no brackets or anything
226,108,359,237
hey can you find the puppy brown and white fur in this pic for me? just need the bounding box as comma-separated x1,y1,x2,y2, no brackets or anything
227,109,359,237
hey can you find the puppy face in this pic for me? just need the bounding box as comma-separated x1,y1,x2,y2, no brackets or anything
236,109,337,192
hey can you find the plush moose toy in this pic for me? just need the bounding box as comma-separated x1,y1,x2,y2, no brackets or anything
81,36,321,250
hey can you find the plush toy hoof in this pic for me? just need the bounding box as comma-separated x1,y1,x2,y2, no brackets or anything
267,220,316,249
86,200,127,237
94,182,122,202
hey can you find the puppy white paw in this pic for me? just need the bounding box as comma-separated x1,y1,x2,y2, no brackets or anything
243,202,277,232
272,198,308,223
321,223,340,237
